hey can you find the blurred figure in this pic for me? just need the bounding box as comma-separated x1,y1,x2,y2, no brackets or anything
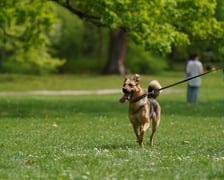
186,53,203,104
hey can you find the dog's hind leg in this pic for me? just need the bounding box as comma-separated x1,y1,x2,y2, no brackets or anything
149,103,161,146
150,114,160,146
150,123,157,146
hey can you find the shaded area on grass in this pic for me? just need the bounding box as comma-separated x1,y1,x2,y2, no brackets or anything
0,95,126,118
0,94,223,118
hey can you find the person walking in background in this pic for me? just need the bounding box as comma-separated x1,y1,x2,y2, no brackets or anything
186,52,203,104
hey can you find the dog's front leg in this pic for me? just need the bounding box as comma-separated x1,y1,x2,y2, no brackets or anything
132,124,141,145
132,123,144,147
139,120,150,147
132,122,150,147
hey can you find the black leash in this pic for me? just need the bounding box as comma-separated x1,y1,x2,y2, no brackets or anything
150,67,223,94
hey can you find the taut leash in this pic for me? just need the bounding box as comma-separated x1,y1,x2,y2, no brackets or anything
149,67,224,95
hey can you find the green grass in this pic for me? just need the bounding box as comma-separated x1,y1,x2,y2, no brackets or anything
0,72,224,179
0,71,196,91
0,74,123,91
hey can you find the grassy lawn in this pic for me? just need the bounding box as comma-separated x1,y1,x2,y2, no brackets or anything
0,71,189,91
0,72,223,179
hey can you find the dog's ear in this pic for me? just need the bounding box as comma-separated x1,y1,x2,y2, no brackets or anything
133,74,140,85
123,75,128,82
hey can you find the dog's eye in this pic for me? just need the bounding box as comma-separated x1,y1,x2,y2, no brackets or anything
129,83,134,87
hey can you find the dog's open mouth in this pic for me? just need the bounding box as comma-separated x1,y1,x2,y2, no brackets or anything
119,90,133,104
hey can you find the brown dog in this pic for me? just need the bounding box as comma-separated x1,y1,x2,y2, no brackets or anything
120,74,161,147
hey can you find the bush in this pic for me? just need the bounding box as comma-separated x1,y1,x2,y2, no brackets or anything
126,42,168,74
59,57,106,74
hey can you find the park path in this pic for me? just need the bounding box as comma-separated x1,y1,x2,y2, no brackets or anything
0,88,184,96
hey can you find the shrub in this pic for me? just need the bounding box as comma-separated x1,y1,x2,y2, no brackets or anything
126,42,168,74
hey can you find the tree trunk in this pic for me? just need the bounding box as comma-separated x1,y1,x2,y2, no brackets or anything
103,28,127,75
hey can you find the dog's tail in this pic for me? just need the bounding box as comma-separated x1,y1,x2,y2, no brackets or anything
148,80,161,99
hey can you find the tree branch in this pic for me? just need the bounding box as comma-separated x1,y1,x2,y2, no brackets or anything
51,0,106,27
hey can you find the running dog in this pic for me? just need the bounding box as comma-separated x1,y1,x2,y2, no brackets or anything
119,74,161,147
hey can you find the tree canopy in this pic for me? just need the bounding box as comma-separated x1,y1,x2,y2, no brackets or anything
0,0,64,72
0,0,224,73
53,0,224,54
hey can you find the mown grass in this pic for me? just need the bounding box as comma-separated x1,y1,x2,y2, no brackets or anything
0,71,191,91
0,72,223,179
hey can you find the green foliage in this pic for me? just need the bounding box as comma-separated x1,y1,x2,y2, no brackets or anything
50,5,84,59
0,0,65,73
50,4,110,73
55,0,224,54
1,0,224,74
127,42,168,74
168,0,224,67
216,0,224,21
60,57,106,74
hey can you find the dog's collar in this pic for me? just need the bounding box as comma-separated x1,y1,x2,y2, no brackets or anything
131,93,147,103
